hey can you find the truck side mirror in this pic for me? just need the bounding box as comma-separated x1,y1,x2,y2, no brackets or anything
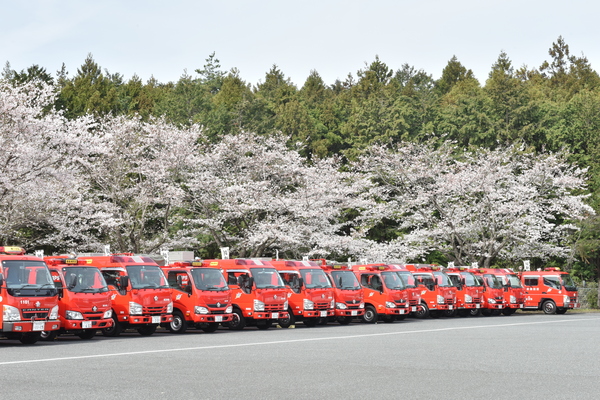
119,275,129,289
248,277,254,288
67,274,77,289
0,275,3,286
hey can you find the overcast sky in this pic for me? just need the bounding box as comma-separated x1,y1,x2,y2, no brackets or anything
2,0,598,87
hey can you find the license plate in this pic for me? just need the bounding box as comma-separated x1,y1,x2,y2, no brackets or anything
82,321,92,329
351,310,358,316
271,313,278,319
449,305,453,310
520,304,523,308
215,316,223,322
320,311,328,317
33,321,45,331
411,306,416,312
476,304,480,308
399,309,405,314
152,316,161,324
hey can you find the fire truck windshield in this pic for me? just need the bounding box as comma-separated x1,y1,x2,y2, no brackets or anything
126,265,169,289
561,274,577,291
63,267,108,293
483,274,503,289
330,270,361,290
461,272,483,287
299,268,332,289
250,267,286,289
381,271,406,290
433,271,453,287
396,271,417,288
502,274,523,289
2,260,57,296
191,268,229,291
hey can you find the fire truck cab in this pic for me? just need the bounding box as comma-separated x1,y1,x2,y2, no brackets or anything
203,259,289,330
161,261,233,333
519,268,579,314
351,264,411,323
44,256,113,340
470,268,506,316
445,266,484,317
405,264,456,318
491,268,525,315
320,263,365,325
0,247,60,344
77,253,173,336
271,260,335,328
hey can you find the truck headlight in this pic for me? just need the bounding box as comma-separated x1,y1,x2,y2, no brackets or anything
330,299,335,308
488,298,496,304
3,305,20,321
510,295,516,304
129,302,143,315
283,300,288,310
49,305,59,320
359,302,365,309
563,295,570,304
336,302,347,310
225,306,233,314
167,302,173,313
254,299,265,312
437,295,444,304
464,294,472,303
385,301,396,308
66,310,84,320
303,299,314,310
194,306,209,314
103,309,113,319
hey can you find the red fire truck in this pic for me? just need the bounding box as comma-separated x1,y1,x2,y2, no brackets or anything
77,253,173,336
0,246,60,344
470,268,506,316
491,268,525,315
445,266,484,317
271,260,335,327
203,259,289,330
43,256,113,340
404,264,456,318
320,264,364,324
161,261,233,333
519,268,579,314
351,264,411,323
387,264,421,314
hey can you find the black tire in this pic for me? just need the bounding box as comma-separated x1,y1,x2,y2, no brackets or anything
481,309,492,316
542,300,557,314
168,310,188,334
256,320,272,330
277,310,295,328
201,323,220,333
137,324,157,336
303,317,319,327
469,308,481,317
102,313,123,337
502,308,516,316
77,330,96,340
40,330,58,341
556,308,568,314
414,302,430,319
382,315,396,323
361,305,378,323
491,309,502,316
337,316,353,325
19,332,41,345
457,309,469,317
444,309,457,317
228,308,246,330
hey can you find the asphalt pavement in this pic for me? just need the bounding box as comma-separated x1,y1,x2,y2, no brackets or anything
1,312,599,399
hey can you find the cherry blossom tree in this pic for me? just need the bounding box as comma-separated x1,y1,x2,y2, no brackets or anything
357,141,594,266
182,132,372,258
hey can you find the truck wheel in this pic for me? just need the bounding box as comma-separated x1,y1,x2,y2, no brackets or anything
337,316,353,325
201,323,219,333
361,305,378,323
469,308,481,317
168,311,187,334
277,311,295,328
228,309,246,330
414,302,429,319
40,330,58,341
137,325,157,336
77,330,96,340
19,332,41,345
102,313,122,337
556,308,568,314
444,309,457,317
256,320,272,330
303,317,319,327
542,300,557,314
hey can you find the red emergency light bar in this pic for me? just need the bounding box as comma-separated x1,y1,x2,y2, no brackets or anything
0,246,26,255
